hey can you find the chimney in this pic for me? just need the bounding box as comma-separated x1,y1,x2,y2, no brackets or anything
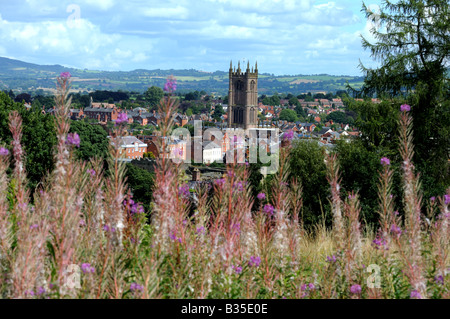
192,168,201,182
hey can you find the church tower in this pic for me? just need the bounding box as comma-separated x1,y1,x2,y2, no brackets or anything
228,60,258,129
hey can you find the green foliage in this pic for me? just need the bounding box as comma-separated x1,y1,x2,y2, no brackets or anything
212,104,225,121
145,86,164,109
184,91,201,101
288,140,329,227
294,104,307,119
125,163,155,215
69,121,109,162
288,97,300,107
278,109,298,123
334,139,384,226
262,94,280,106
0,91,56,190
358,0,450,200
326,111,354,125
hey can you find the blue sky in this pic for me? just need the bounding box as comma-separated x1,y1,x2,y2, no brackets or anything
0,0,384,75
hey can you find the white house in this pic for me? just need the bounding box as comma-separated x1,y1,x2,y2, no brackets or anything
203,141,222,164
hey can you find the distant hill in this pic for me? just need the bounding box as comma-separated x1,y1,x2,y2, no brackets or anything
0,56,364,95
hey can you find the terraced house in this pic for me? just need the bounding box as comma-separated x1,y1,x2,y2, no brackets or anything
84,102,120,122
111,136,148,160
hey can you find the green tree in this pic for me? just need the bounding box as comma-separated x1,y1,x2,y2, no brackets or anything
69,120,109,162
326,111,348,124
288,140,329,227
335,139,388,226
278,109,298,122
145,86,164,109
212,104,225,121
358,0,450,199
125,163,155,215
0,91,57,190
295,105,307,119
288,97,300,108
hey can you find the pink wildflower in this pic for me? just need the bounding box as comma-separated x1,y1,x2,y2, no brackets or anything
0,147,9,156
380,157,390,166
400,104,411,112
115,112,128,125
164,77,177,92
60,72,71,78
248,256,261,267
66,132,80,147
263,204,274,216
350,284,361,294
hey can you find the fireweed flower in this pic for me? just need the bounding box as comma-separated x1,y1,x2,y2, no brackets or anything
178,184,190,198
263,204,274,216
248,256,261,267
372,236,388,250
400,104,411,112
257,193,266,200
390,224,402,238
60,71,71,78
170,233,182,243
130,283,144,292
196,226,205,234
231,223,241,233
326,255,337,263
434,275,444,285
115,112,128,125
232,265,243,274
164,77,177,92
129,203,144,215
87,168,96,177
283,130,294,142
410,290,422,299
66,132,80,147
30,224,39,230
214,178,226,188
445,194,450,205
350,284,362,294
0,147,9,156
81,263,95,274
233,181,244,192
380,157,390,166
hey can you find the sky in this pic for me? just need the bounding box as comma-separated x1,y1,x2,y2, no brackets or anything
0,0,384,76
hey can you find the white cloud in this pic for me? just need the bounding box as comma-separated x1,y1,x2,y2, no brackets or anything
0,0,383,75
299,1,360,26
82,0,116,11
205,0,312,13
143,6,189,19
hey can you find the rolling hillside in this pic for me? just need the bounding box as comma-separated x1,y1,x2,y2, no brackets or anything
0,57,364,95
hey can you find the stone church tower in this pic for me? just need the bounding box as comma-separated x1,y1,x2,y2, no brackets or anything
227,60,258,129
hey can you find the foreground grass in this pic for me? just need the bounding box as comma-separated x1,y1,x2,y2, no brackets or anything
0,75,448,299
